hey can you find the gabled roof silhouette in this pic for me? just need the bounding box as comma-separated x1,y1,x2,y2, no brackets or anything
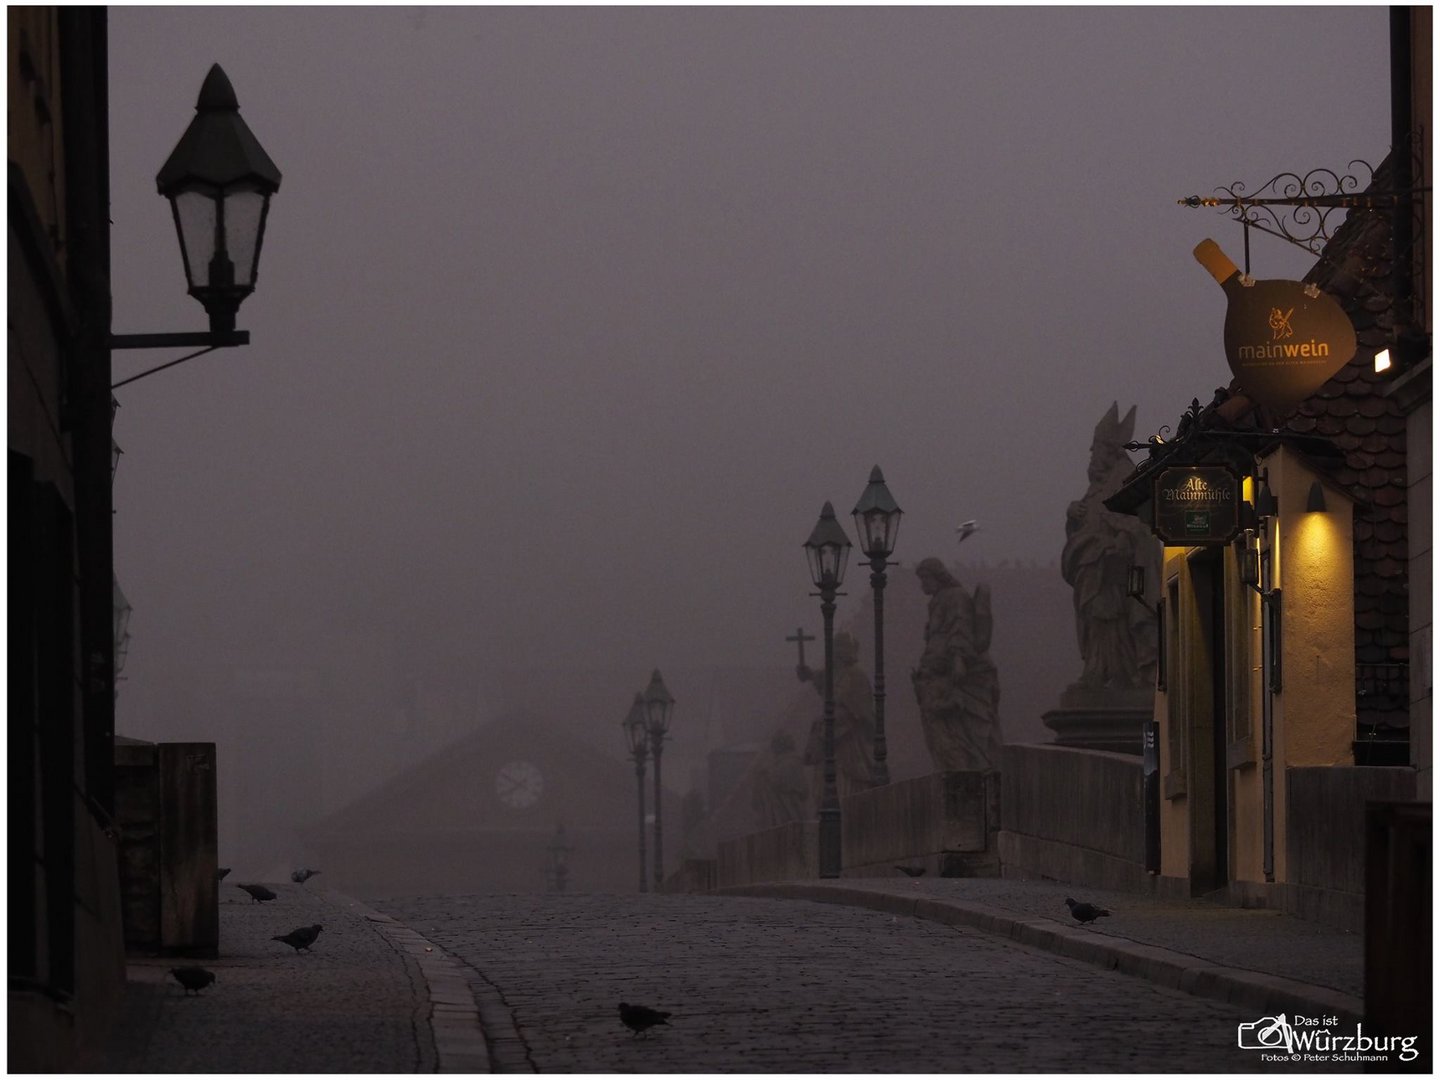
305,709,682,839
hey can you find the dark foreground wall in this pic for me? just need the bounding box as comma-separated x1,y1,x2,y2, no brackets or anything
1286,765,1417,928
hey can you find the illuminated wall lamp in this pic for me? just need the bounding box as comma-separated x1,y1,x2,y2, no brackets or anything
1240,542,1261,590
1306,480,1328,514
1254,480,1279,520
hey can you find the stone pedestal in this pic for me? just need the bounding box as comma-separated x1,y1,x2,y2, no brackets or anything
1042,685,1153,756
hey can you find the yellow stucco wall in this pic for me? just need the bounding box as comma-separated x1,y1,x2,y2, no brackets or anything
1264,446,1355,885
1266,446,1356,769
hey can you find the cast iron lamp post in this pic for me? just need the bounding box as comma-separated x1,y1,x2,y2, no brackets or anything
111,63,282,385
643,670,676,890
803,500,852,878
852,466,902,788
622,692,649,893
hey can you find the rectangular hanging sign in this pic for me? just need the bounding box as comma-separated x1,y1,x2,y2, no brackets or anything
1152,464,1241,546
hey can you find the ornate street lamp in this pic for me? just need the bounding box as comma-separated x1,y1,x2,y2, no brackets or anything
802,500,852,878
643,670,675,890
157,63,281,335
112,64,282,385
852,466,902,788
622,692,649,893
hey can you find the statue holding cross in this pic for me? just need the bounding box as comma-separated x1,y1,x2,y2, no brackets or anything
786,626,816,679
793,629,877,801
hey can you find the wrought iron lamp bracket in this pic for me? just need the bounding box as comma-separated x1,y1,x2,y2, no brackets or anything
110,330,250,389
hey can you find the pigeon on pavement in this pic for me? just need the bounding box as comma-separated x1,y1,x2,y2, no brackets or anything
236,883,277,903
618,1002,671,1038
1065,897,1112,925
894,865,926,877
291,868,320,884
170,966,216,995
273,924,324,953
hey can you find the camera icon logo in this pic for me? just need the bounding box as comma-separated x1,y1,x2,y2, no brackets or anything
1237,1014,1296,1052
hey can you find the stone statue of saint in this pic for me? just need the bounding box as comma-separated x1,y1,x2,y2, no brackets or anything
749,730,809,828
1061,403,1160,691
796,631,876,800
911,558,1002,772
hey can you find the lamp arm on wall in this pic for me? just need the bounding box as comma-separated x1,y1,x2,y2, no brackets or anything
109,331,251,389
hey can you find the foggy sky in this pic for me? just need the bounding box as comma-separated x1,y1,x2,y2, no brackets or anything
107,7,1390,747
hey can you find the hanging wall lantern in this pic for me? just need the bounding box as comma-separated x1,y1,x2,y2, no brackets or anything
156,64,282,334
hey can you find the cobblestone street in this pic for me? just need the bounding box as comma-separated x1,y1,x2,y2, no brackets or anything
376,892,1347,1073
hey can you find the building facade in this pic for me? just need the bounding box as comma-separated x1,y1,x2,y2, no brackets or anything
1103,9,1431,921
9,6,126,1070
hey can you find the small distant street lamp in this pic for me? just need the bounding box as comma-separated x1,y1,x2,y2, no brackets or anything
544,823,573,893
802,500,852,878
622,693,649,893
852,465,902,788
643,670,676,891
111,63,282,387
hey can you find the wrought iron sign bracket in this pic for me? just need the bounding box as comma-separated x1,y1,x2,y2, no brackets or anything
1178,147,1430,264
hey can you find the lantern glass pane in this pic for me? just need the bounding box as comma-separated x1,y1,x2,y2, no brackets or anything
856,510,888,556
173,189,216,289
821,541,850,584
223,186,267,287
805,544,824,587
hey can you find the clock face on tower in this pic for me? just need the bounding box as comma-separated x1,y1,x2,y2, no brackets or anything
495,760,544,809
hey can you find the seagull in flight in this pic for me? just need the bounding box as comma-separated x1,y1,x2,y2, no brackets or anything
956,520,979,545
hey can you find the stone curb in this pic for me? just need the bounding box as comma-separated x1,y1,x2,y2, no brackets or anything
324,892,534,1073
717,882,1364,1025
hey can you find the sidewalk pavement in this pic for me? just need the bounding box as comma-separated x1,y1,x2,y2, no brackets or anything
98,875,1364,1072
99,883,462,1073
719,876,1364,1025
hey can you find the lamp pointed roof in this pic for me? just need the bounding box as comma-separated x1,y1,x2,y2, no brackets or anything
157,63,281,193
